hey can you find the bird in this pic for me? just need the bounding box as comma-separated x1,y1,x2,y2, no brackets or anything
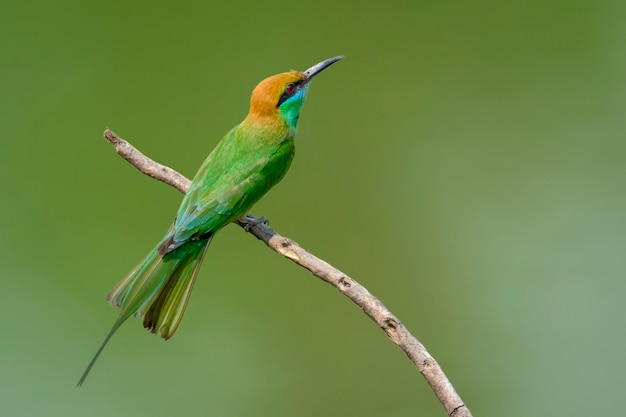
77,56,343,386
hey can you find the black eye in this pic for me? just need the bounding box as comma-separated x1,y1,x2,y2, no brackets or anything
285,83,296,94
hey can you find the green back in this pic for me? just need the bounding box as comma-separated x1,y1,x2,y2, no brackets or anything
170,123,295,247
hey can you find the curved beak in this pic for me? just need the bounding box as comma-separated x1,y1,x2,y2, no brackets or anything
303,56,344,82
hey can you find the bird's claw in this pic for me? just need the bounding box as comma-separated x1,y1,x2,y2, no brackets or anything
241,215,270,232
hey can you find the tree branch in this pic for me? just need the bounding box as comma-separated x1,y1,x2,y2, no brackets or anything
103,128,472,417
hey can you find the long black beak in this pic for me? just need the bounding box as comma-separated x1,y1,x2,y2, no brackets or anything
303,56,344,81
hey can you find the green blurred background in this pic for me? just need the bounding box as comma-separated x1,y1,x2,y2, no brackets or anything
1,0,624,415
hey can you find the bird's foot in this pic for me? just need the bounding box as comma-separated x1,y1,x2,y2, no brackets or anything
240,214,270,232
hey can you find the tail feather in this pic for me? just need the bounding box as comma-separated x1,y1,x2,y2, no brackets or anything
77,318,124,387
143,238,211,338
78,237,211,386
105,246,164,310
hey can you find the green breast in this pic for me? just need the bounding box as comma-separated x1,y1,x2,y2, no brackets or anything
169,124,295,246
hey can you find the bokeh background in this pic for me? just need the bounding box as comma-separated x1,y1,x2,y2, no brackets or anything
1,0,624,416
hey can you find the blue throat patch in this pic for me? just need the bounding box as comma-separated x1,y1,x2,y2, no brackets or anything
278,86,309,131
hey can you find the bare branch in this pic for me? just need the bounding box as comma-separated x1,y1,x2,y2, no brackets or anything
102,128,473,417
104,129,191,193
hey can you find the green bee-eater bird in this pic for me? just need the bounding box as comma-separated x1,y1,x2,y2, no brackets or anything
78,56,343,386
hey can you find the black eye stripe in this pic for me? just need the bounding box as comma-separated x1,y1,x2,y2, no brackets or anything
276,81,302,107
277,92,290,107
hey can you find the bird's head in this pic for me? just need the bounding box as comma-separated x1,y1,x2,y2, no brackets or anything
246,56,343,130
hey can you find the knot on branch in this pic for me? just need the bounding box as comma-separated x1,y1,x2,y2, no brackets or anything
382,317,402,341
450,404,467,417
337,275,352,289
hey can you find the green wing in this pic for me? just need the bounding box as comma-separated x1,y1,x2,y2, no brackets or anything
164,128,295,251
